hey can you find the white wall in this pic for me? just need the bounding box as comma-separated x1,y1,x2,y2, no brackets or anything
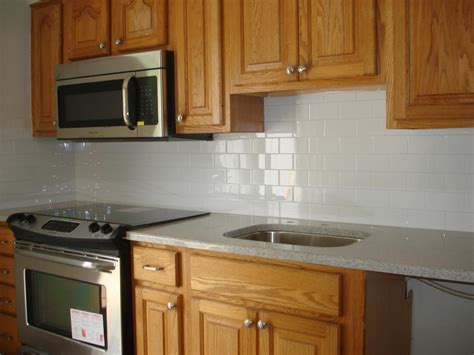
75,91,474,232
0,0,75,209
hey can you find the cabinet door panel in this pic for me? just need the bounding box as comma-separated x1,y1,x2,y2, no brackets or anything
299,0,376,80
63,0,110,61
31,1,61,137
134,287,181,355
191,298,257,355
389,0,474,128
175,0,225,133
112,0,167,54
258,311,340,355
228,0,299,87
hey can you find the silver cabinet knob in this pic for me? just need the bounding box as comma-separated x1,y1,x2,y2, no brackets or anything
177,114,184,122
0,298,11,305
257,320,267,329
98,41,106,49
167,302,176,310
0,332,12,341
0,240,7,245
286,66,295,75
243,319,254,328
297,64,307,73
0,269,9,275
115,38,123,45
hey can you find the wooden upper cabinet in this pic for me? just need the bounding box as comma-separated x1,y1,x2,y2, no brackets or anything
388,0,474,128
226,0,378,93
134,287,181,355
191,298,257,355
174,0,225,133
31,1,62,137
299,0,376,81
227,0,299,87
62,0,110,61
111,0,167,54
258,311,340,355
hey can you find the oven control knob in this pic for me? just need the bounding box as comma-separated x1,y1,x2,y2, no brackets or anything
100,223,113,235
16,213,26,222
25,214,36,224
89,222,101,234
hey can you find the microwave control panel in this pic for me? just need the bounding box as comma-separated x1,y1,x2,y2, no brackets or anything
137,76,158,125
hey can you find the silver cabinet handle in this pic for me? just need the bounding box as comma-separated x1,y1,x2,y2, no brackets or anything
297,64,307,73
98,41,106,49
122,75,136,130
143,265,163,271
286,66,295,75
0,332,12,341
243,319,254,328
167,302,176,310
0,240,7,245
177,114,184,122
0,298,11,305
0,269,9,275
257,320,267,329
115,38,123,45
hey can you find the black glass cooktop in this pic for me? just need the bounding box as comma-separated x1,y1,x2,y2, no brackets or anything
33,203,209,229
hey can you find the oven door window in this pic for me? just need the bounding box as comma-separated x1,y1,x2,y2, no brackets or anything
25,270,107,349
57,79,133,128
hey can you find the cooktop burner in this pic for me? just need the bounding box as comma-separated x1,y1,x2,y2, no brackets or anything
33,203,210,229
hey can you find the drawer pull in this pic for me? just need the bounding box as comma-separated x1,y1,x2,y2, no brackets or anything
0,298,11,305
0,332,12,341
257,320,267,330
0,269,9,275
143,265,163,272
0,240,7,245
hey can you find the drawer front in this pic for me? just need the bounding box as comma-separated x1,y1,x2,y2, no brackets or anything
0,225,14,256
0,313,19,354
190,255,342,317
0,256,14,286
133,246,179,287
0,284,16,316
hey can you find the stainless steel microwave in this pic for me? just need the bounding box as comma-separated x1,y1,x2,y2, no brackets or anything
55,50,172,140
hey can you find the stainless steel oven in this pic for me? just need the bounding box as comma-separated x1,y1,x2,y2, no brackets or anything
56,50,171,139
15,241,125,355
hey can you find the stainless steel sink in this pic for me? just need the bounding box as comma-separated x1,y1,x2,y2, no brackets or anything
224,227,365,248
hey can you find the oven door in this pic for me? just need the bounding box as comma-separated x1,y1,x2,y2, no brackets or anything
56,72,139,139
15,242,122,355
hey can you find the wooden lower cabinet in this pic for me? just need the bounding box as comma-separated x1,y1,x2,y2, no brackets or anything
190,298,257,355
132,243,412,355
134,286,182,355
258,311,340,355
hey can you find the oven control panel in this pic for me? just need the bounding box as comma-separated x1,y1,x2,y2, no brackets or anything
8,213,123,240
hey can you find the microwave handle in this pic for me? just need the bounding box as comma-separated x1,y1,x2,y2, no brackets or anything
122,74,136,130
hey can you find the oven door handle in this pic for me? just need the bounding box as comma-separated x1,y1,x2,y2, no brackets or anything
15,246,116,273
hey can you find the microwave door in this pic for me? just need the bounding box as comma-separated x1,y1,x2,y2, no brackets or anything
56,73,139,139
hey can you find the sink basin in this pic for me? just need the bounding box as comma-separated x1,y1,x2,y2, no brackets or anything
224,226,366,248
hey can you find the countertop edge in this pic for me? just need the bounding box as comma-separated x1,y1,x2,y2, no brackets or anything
127,232,474,284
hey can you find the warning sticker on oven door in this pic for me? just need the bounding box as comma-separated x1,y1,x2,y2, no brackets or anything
70,308,105,347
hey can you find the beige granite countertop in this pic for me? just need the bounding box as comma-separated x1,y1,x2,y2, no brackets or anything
127,213,474,283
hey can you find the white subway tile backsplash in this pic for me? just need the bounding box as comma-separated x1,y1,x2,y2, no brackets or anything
65,89,474,232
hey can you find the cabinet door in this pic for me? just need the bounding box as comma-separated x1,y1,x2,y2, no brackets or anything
388,0,474,128
298,0,376,81
227,0,299,87
31,1,61,137
175,0,225,133
111,0,167,54
134,287,181,355
258,311,340,355
191,298,257,355
62,0,110,61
